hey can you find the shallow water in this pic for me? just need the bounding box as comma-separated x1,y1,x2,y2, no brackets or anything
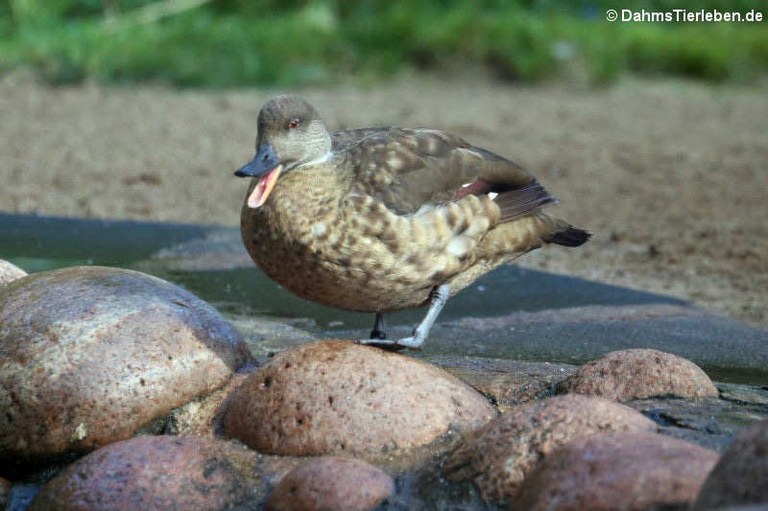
0,213,682,329
3,213,767,385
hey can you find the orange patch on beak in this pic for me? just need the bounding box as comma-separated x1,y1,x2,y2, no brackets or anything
247,165,283,209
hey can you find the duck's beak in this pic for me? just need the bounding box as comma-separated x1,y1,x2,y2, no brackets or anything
235,144,283,209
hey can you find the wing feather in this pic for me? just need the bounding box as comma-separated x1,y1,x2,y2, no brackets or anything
332,127,545,218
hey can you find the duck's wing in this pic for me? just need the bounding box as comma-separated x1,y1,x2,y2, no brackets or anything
331,128,391,151
334,127,552,218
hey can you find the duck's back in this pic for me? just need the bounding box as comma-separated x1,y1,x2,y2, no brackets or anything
332,127,537,216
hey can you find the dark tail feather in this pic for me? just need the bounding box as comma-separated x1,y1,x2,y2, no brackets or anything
495,179,558,222
544,226,591,247
492,179,590,247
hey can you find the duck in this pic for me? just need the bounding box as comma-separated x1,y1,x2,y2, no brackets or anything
235,95,589,350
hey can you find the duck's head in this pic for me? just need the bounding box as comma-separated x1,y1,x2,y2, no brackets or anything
235,95,332,208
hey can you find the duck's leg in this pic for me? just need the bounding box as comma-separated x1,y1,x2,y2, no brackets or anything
370,312,388,340
397,284,450,349
357,284,449,350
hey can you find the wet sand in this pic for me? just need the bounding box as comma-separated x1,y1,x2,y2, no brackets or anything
2,71,766,327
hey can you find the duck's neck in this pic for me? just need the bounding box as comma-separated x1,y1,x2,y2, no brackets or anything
258,163,352,229
293,150,332,169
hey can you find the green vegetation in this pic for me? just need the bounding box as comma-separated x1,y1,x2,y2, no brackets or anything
1,0,766,87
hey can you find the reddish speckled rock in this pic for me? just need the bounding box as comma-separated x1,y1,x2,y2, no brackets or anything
29,435,274,511
0,266,250,466
0,259,26,285
266,457,395,511
168,370,253,438
557,348,718,402
222,340,495,458
693,419,768,510
444,394,657,504
513,432,719,511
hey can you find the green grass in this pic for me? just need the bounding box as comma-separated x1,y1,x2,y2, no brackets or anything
1,0,766,87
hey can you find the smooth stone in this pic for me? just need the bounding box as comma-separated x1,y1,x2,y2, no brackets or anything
0,259,26,285
718,383,768,407
0,266,250,468
512,432,720,511
222,340,495,460
624,393,768,453
265,456,395,511
443,394,657,504
693,419,768,510
165,370,253,438
427,355,576,411
28,435,273,511
557,348,718,401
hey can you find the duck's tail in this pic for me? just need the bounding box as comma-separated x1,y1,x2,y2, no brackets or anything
493,180,591,248
493,179,558,222
543,225,591,247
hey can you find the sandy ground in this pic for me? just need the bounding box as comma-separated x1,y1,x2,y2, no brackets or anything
1,71,766,328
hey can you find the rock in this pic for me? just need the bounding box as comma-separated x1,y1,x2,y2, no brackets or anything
222,340,495,461
265,457,395,511
623,396,742,452
512,432,720,511
557,348,718,401
29,435,272,510
443,394,657,504
166,370,253,438
0,266,250,468
0,259,26,285
693,419,768,510
227,315,319,361
427,356,576,411
718,383,768,407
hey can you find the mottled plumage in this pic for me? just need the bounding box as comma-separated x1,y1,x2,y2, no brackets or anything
236,95,589,349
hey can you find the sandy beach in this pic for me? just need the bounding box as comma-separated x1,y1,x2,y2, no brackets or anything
1,71,766,328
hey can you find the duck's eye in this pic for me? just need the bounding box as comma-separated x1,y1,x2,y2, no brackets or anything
288,118,300,130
